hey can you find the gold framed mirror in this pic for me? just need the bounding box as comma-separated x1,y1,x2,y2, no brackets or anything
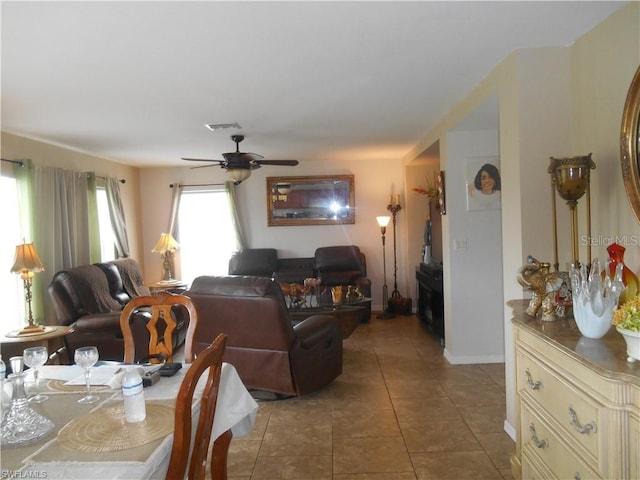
267,174,355,226
621,65,640,223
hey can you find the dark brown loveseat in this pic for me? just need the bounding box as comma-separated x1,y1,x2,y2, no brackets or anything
48,258,189,361
186,275,343,396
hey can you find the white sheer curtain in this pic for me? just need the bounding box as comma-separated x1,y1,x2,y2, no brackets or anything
225,182,247,250
166,183,243,283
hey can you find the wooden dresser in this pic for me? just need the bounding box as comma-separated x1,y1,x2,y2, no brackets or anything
510,299,640,480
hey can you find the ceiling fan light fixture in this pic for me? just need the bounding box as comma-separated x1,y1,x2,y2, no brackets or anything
277,184,291,195
226,168,251,184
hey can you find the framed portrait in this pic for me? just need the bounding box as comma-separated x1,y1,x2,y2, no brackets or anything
465,157,501,211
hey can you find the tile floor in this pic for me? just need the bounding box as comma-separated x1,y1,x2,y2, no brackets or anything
219,314,515,480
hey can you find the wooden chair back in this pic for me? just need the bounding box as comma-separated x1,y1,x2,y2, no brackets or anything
119,293,198,364
166,334,228,480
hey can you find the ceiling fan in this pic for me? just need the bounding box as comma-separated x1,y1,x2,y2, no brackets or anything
181,135,299,184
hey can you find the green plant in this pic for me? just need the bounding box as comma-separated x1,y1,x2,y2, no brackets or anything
612,295,640,332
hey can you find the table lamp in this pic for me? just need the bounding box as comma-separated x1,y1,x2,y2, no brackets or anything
548,154,595,269
11,242,45,335
152,233,180,281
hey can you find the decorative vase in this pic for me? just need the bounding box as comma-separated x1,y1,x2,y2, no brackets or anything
616,326,640,363
605,242,639,306
331,286,343,305
570,259,623,339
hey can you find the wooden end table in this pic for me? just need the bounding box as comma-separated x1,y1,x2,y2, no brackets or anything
1,325,74,367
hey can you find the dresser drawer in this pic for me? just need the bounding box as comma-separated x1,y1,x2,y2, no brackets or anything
522,450,555,480
521,403,601,480
517,350,602,461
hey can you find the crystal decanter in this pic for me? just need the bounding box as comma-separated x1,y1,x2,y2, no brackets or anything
0,356,54,447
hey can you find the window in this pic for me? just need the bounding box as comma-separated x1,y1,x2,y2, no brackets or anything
177,187,238,284
96,187,116,261
1,175,27,332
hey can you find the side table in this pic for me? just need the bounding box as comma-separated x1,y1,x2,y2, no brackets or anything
1,325,74,369
148,280,188,295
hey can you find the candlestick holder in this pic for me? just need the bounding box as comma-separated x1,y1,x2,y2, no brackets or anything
376,216,394,319
387,202,402,299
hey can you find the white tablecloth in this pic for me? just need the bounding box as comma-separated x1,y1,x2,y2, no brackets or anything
10,363,258,479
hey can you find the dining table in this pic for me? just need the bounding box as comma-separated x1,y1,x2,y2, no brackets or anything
1,361,259,479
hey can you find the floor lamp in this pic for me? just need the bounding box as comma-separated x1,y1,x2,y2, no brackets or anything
376,216,395,319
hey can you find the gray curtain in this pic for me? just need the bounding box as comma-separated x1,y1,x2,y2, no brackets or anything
168,183,182,237
33,167,101,320
105,177,130,258
226,182,247,250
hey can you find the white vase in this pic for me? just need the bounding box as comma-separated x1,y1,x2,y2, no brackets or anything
616,326,640,363
573,298,614,339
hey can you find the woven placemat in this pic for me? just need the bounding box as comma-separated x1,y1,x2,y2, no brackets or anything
57,402,174,453
46,379,112,393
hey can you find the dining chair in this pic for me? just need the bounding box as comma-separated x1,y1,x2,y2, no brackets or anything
119,292,198,364
166,333,229,480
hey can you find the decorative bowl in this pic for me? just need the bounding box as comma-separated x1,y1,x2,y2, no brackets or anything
616,326,640,363
572,298,614,339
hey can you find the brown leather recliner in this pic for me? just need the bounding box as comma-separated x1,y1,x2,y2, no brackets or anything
48,258,188,361
186,275,343,396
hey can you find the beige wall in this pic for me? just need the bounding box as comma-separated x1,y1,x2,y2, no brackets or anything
1,131,144,277
137,158,406,308
402,1,639,438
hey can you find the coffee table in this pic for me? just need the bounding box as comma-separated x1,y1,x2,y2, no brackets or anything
288,300,371,339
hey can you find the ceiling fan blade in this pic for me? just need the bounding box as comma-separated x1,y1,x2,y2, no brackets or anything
181,157,224,164
189,164,220,170
255,160,300,166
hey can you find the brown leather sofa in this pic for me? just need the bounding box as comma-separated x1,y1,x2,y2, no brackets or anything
48,258,189,362
186,275,343,396
228,245,371,321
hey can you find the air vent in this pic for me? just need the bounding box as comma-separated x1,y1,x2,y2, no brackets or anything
205,123,241,131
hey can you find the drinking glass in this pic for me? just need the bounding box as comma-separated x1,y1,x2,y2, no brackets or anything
23,346,49,403
74,346,99,404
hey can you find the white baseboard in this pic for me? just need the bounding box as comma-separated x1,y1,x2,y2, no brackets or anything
443,349,505,364
503,419,516,441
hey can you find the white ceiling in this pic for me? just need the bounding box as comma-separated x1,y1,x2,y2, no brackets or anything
1,1,627,168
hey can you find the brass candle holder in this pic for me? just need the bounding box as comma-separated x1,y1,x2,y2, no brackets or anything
548,153,595,269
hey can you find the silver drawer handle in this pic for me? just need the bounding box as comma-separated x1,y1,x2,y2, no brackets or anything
525,369,543,390
529,424,548,448
568,406,597,434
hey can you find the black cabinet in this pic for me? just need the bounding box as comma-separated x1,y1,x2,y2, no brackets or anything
415,264,444,342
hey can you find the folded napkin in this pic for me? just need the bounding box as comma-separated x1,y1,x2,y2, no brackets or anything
107,365,162,389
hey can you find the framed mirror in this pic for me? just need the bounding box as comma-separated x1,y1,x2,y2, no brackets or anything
621,65,640,224
267,175,355,226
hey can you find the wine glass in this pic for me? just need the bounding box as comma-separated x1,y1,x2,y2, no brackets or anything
23,346,49,403
74,346,99,404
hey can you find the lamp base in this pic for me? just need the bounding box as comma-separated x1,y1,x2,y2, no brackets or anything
18,323,46,336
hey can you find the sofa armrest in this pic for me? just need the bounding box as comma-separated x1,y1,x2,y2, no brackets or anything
74,312,122,333
293,314,340,349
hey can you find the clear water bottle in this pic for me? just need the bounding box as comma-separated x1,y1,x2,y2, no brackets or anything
122,367,146,423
